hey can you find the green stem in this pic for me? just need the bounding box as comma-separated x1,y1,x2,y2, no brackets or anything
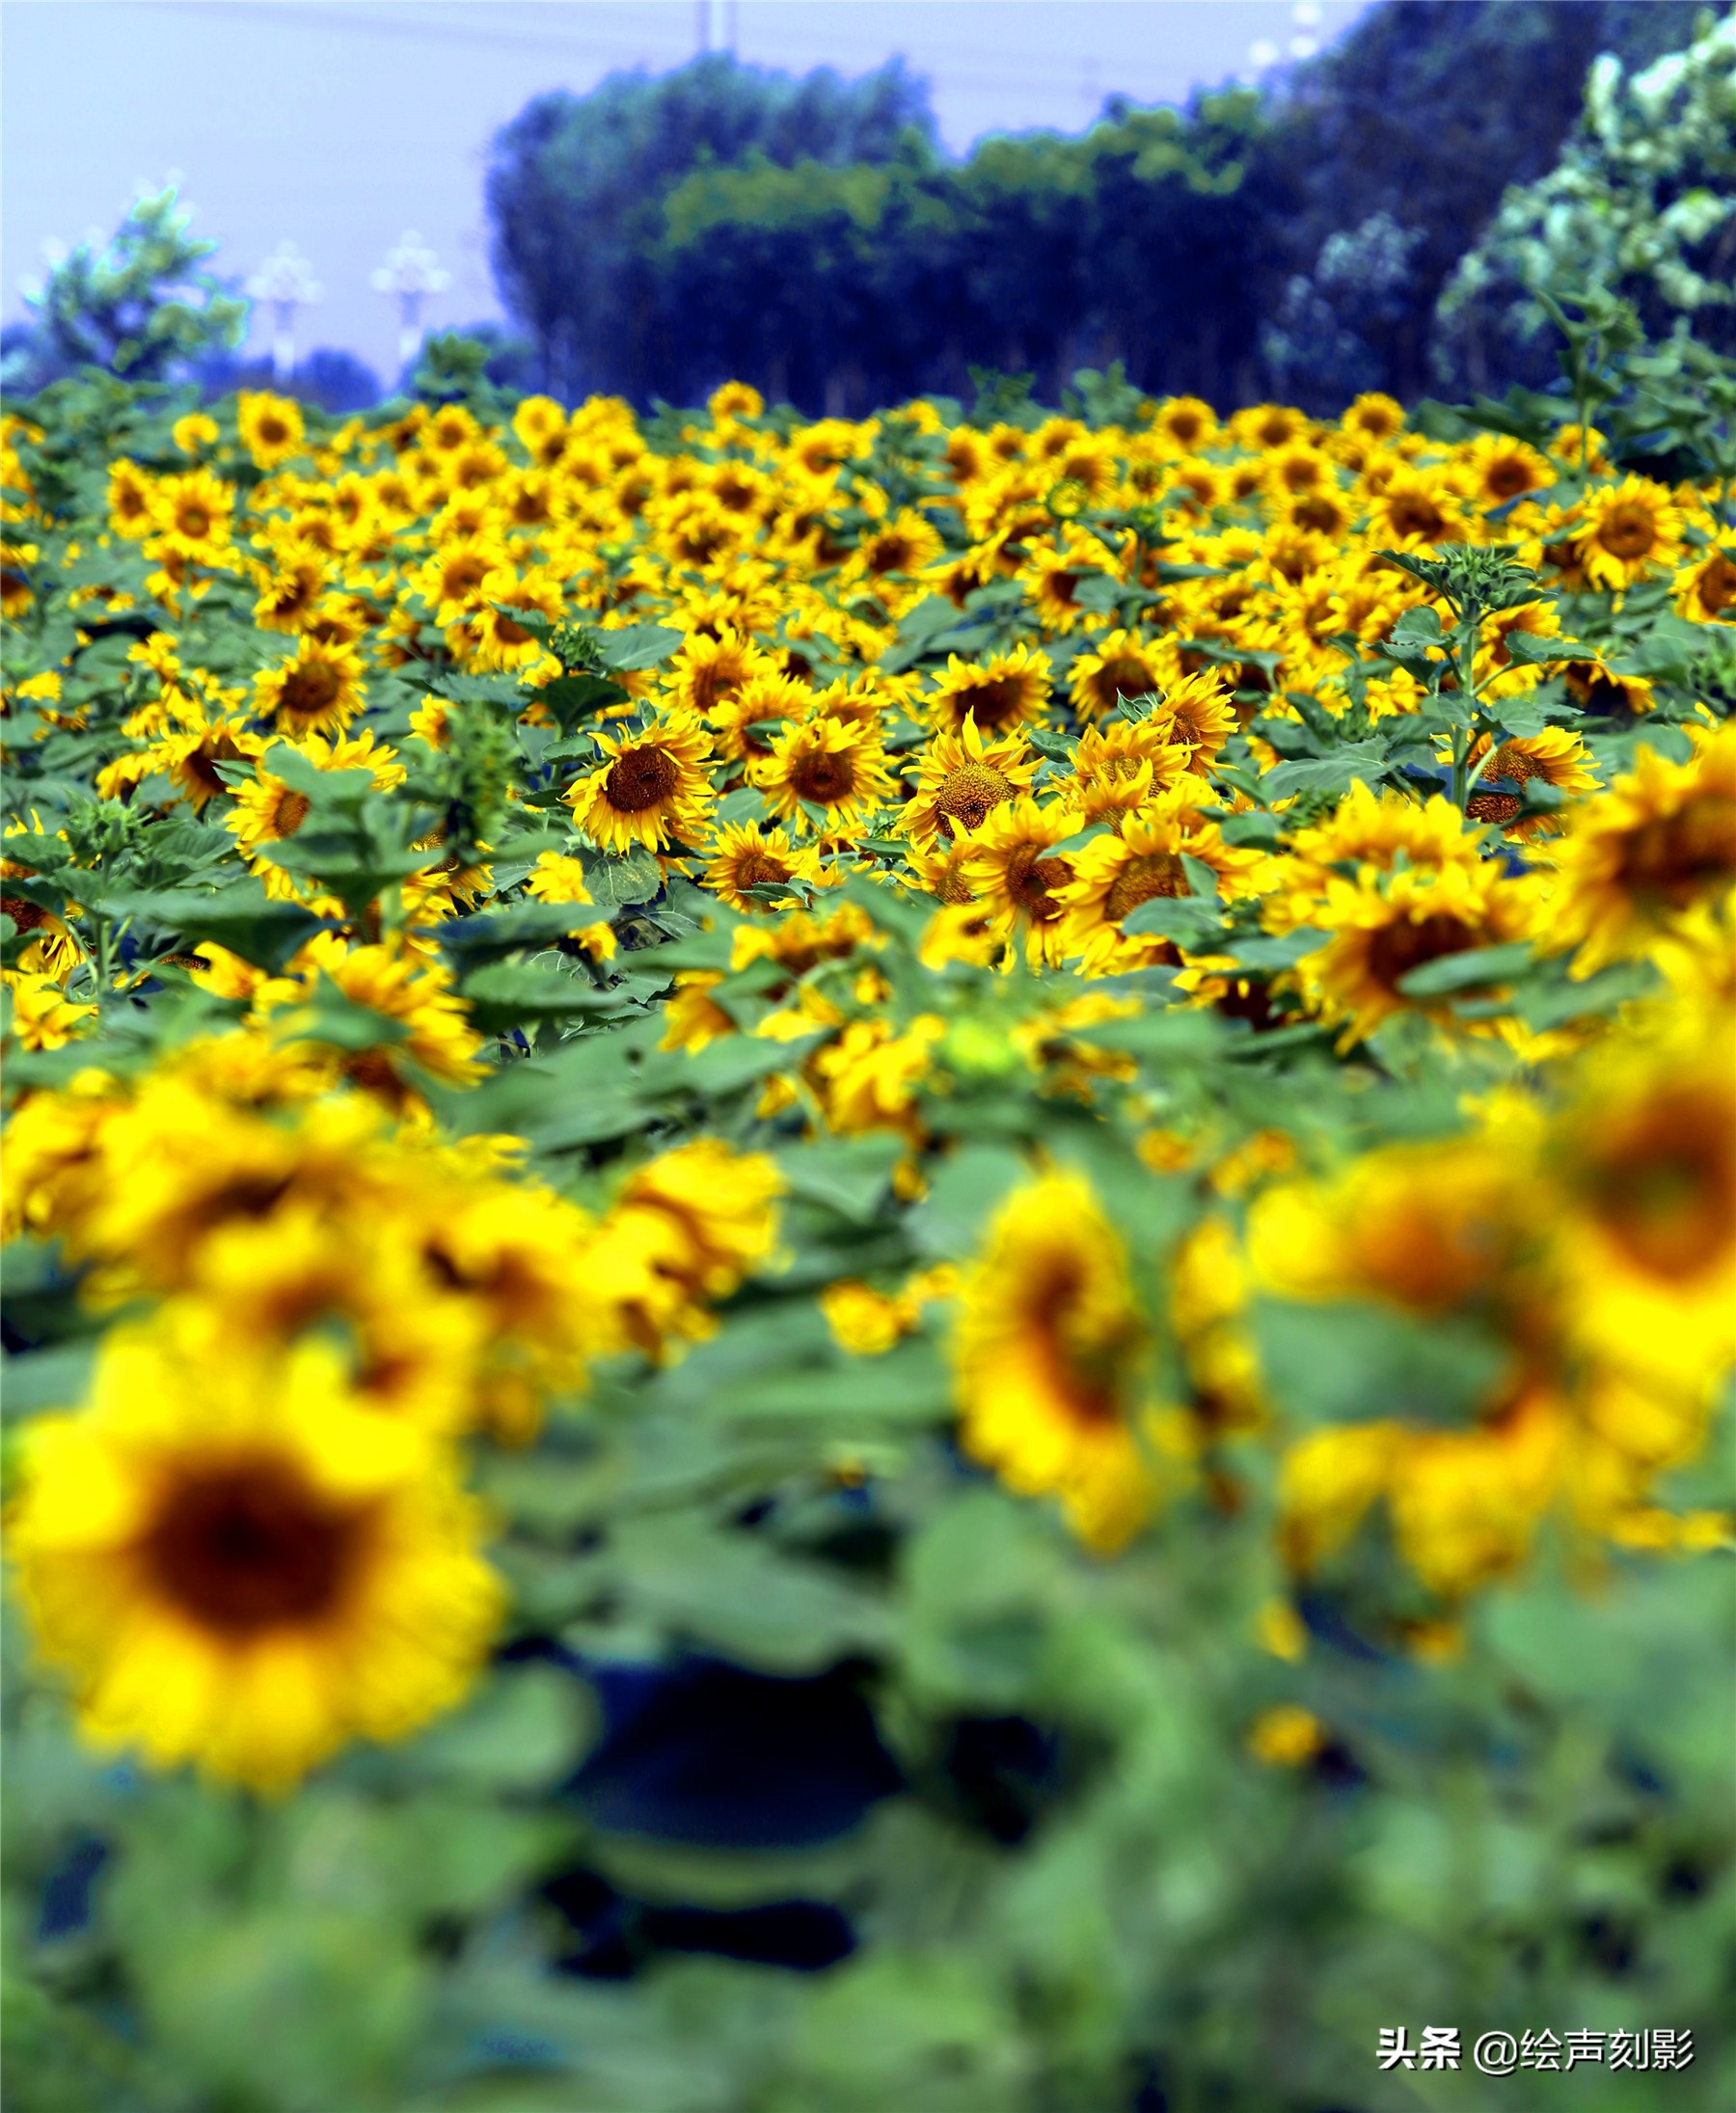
1451,726,1471,811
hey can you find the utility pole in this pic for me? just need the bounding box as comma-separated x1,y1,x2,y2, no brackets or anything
246,243,322,383
371,232,451,376
695,0,733,55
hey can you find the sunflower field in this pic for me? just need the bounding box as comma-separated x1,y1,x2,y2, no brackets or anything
2,300,1734,2112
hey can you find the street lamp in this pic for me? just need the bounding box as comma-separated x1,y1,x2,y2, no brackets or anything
246,242,323,383
371,232,451,375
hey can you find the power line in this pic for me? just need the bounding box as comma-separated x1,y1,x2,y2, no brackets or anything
129,0,1277,103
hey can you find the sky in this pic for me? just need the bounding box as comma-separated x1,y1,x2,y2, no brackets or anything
2,0,1370,381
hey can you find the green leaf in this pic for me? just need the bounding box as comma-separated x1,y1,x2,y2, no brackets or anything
1395,940,1536,998
596,622,685,672
103,882,330,974
1502,632,1599,665
1254,1297,1508,1428
458,962,630,1034
437,900,618,968
1118,897,1222,945
1260,742,1393,800
580,844,665,908
534,671,631,736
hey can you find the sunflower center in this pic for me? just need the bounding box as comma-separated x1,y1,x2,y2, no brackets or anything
1585,1098,1734,1280
143,1456,364,1636
1389,495,1447,540
1005,845,1071,920
1486,456,1538,501
1616,796,1736,908
1089,660,1153,714
1365,911,1479,992
1597,504,1658,561
278,663,342,721
606,746,681,812
1693,553,1736,616
1104,853,1189,921
269,788,312,838
731,848,790,889
1467,792,1523,826
790,749,856,804
1,891,50,934
177,505,212,539
936,763,1013,833
949,677,1025,730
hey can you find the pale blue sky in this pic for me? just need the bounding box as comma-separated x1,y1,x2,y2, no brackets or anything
2,0,1370,379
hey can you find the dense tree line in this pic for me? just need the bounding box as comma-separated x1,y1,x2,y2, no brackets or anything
485,0,1712,413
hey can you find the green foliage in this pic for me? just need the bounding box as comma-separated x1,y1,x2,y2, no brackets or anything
7,185,247,391
1439,8,1736,391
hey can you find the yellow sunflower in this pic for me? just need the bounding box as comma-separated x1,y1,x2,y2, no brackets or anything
1293,860,1545,1049
701,822,822,912
567,710,715,853
953,1172,1158,1553
924,644,1053,736
962,796,1079,967
666,627,773,719
7,1320,503,1790
1061,718,1192,830
749,715,894,836
252,637,367,739
898,717,1038,850
1464,727,1599,836
1546,725,1736,977
1671,536,1736,626
1572,475,1685,592
261,933,485,1107
1055,793,1261,976
236,390,306,472
1459,432,1554,510
1067,628,1169,722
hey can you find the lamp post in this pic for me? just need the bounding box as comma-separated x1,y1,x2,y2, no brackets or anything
246,243,323,383
371,232,451,376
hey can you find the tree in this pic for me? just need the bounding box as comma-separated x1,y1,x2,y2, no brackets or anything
12,184,246,389
1435,7,1736,393
485,53,936,399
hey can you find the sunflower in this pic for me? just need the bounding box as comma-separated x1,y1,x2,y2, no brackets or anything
453,566,563,673
1573,474,1684,592
749,715,893,836
1067,628,1168,721
1061,718,1192,829
105,459,156,538
666,626,773,719
3,969,97,1050
230,731,405,870
1545,1012,1736,1394
1460,432,1554,510
587,1140,785,1360
236,391,306,472
149,468,234,559
702,822,822,911
1464,727,1598,835
898,717,1038,850
1156,668,1238,774
1055,793,1261,976
706,667,810,765
843,508,946,589
252,637,367,738
1342,393,1405,444
1671,536,1736,626
963,796,1078,966
7,1320,503,1789
1018,525,1115,634
1292,860,1545,1049
252,551,330,634
924,644,1053,735
952,1172,1157,1553
1153,395,1218,452
512,393,569,465
523,851,620,962
1370,470,1465,548
1545,726,1736,976
416,531,510,627
262,933,486,1107
567,711,713,853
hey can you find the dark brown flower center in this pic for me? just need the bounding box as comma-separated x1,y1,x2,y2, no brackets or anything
936,763,1012,833
947,677,1027,730
1597,503,1658,561
1005,845,1071,921
606,746,682,812
1692,553,1736,616
790,749,856,804
1583,1093,1734,1280
142,1457,364,1636
1485,454,1540,501
1615,796,1736,908
1365,911,1479,992
1104,852,1189,921
729,848,790,890
277,662,343,721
